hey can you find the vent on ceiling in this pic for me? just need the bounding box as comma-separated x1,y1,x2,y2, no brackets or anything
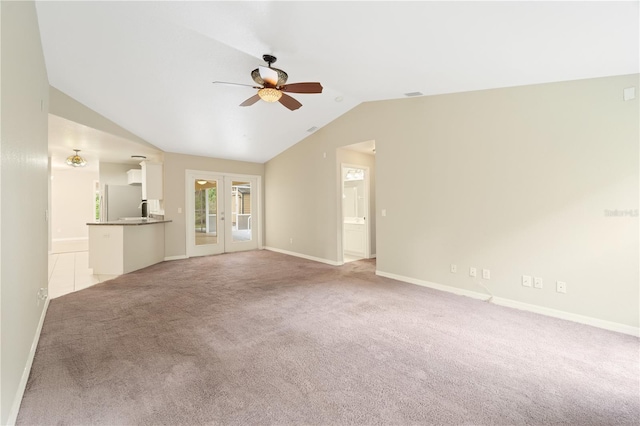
307,126,318,133
404,92,424,97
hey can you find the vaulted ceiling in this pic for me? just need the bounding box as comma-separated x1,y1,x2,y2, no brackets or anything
37,1,639,164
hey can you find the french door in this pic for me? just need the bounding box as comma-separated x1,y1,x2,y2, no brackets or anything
186,171,260,257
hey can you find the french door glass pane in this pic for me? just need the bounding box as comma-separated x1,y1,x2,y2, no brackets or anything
231,181,252,242
194,180,217,245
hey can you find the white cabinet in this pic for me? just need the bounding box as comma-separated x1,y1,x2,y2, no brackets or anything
88,222,167,275
141,161,163,200
127,169,142,185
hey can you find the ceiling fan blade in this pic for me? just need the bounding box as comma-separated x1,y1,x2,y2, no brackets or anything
259,66,279,86
213,81,260,89
239,94,261,107
279,93,303,111
280,82,323,94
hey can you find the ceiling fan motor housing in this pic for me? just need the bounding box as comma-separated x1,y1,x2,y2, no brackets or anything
251,67,288,86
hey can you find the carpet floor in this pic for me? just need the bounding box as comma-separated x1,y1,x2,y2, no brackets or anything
17,250,640,425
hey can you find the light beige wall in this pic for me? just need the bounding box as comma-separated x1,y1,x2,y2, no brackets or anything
0,1,50,423
265,74,639,328
337,148,376,257
51,168,98,240
99,162,138,191
163,152,264,258
49,86,158,150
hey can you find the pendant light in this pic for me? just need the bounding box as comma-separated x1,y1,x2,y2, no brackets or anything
66,149,87,167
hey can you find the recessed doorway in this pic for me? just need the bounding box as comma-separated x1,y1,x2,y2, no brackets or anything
337,140,376,264
341,165,370,262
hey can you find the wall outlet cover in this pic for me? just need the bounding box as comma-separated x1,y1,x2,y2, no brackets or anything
482,269,490,279
534,277,543,289
556,281,567,293
450,264,457,273
522,275,532,287
469,267,477,277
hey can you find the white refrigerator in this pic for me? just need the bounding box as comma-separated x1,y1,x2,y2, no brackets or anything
101,184,143,221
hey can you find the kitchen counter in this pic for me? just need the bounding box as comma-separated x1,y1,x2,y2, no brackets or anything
87,219,171,275
87,219,172,226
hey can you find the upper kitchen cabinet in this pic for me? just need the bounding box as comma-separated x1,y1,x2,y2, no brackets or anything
127,169,142,185
141,161,163,200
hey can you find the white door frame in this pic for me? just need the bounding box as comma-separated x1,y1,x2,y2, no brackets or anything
186,170,262,258
338,163,371,264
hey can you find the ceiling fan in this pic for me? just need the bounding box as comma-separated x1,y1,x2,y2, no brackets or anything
213,54,323,111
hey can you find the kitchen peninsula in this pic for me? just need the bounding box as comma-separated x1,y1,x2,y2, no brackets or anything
87,218,171,275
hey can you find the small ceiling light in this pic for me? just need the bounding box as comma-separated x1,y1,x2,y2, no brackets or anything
131,155,147,160
258,88,282,103
66,149,87,167
335,96,344,102
197,180,208,185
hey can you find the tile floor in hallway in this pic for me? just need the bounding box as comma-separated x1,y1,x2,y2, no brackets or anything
48,240,119,299
343,254,366,263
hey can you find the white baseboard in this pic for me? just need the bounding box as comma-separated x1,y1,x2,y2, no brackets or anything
7,298,50,425
376,270,639,337
265,246,342,266
51,237,88,242
164,255,188,261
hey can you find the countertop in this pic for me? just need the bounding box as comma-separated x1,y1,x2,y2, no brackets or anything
87,219,172,226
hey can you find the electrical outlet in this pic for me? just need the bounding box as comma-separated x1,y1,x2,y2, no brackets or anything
450,264,457,273
469,267,477,277
36,288,48,306
522,275,532,287
289,237,293,244
556,281,567,294
534,277,543,289
482,269,490,279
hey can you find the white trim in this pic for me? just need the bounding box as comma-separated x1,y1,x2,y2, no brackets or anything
376,270,489,301
7,298,50,425
376,270,639,337
51,237,88,242
265,246,342,266
164,255,188,261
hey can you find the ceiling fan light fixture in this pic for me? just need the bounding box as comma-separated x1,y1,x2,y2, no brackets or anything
66,149,87,167
258,88,282,103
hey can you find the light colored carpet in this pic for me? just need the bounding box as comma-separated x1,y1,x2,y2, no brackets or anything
17,250,639,425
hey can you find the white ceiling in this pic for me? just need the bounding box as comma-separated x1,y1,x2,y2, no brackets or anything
36,1,639,164
49,114,163,171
